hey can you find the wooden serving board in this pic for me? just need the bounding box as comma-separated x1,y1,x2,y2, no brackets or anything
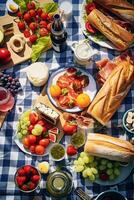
0,0,53,71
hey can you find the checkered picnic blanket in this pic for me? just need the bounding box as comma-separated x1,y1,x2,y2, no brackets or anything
0,0,134,200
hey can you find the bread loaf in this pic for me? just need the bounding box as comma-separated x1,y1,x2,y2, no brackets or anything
84,133,134,162
87,9,134,51
87,54,134,125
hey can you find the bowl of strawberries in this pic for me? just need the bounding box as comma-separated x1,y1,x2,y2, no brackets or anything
15,165,41,193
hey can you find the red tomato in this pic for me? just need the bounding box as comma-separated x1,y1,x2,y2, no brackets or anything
27,135,36,144
36,8,43,16
27,2,36,10
41,12,48,20
0,48,11,64
17,11,23,18
29,145,36,153
39,138,50,147
85,21,96,33
47,23,51,31
24,12,31,22
29,9,36,17
35,145,45,155
29,22,38,32
85,2,96,15
29,112,38,125
17,21,25,30
63,122,77,135
39,21,47,28
39,28,49,37
22,137,30,148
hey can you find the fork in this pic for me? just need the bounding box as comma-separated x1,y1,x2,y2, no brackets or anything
74,187,92,200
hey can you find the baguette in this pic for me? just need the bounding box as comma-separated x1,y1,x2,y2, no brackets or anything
87,9,134,51
87,54,134,125
84,133,134,162
94,0,134,26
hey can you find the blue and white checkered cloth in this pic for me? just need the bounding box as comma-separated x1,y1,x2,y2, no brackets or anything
0,0,134,199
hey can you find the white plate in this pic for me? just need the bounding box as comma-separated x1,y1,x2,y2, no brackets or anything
13,133,54,157
85,162,134,186
80,0,134,50
6,0,19,13
46,67,97,113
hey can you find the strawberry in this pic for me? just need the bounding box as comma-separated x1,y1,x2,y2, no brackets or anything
31,175,40,183
30,167,38,175
39,21,47,28
41,12,48,20
16,176,26,186
21,184,29,191
17,11,23,18
39,28,49,37
17,21,25,31
29,34,37,44
17,168,25,176
24,12,31,22
27,2,36,10
23,29,31,38
23,165,32,174
36,8,43,17
67,145,78,156
28,181,36,190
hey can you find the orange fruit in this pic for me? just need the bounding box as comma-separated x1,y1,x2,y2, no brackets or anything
76,93,91,108
50,85,61,98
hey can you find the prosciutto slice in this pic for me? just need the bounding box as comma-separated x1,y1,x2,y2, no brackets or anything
0,90,15,112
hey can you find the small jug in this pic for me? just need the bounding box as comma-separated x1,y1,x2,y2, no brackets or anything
71,40,98,66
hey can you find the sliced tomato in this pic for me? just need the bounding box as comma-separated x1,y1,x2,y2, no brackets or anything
85,21,96,34
57,75,70,89
85,2,96,15
58,95,70,107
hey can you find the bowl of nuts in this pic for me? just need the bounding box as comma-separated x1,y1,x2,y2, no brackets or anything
123,109,134,133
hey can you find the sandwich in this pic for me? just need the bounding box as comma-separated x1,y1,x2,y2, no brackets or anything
94,0,134,26
87,9,134,51
87,53,134,125
84,133,134,162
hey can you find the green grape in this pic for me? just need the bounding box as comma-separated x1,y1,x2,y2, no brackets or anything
91,161,98,168
78,157,84,166
109,174,115,180
89,174,95,182
23,117,29,122
17,132,23,139
74,160,79,166
107,162,113,168
26,121,30,126
23,110,31,117
83,156,90,164
86,168,92,176
80,152,88,158
22,130,28,135
101,159,108,165
107,169,113,175
34,124,43,133
90,167,98,175
88,155,94,163
17,123,21,131
74,165,84,172
114,168,120,176
21,125,28,130
82,169,88,178
99,165,106,171
115,162,120,167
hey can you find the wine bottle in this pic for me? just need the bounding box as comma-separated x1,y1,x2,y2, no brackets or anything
50,14,67,53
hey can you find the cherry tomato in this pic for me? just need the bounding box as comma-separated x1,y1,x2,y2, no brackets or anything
47,23,51,31
29,34,37,44
29,9,36,17
27,2,36,10
36,8,43,16
85,21,96,33
35,145,45,155
41,12,48,20
39,28,49,37
39,21,47,28
0,48,11,64
29,22,38,32
24,12,31,22
23,29,31,38
29,145,36,154
17,21,25,30
22,137,30,148
63,122,77,135
39,139,50,148
27,135,36,144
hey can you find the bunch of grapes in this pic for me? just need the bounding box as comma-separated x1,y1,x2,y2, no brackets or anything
73,152,121,182
17,110,31,139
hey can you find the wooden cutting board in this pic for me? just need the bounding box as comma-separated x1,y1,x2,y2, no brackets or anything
0,0,53,71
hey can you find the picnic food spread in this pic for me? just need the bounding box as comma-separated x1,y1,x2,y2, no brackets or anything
0,0,134,199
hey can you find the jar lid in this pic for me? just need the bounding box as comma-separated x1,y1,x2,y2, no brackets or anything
75,42,91,61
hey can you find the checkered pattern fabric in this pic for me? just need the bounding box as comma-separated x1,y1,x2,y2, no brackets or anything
0,0,134,199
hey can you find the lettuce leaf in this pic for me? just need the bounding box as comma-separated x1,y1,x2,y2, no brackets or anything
31,36,52,63
43,2,58,13
13,0,30,12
